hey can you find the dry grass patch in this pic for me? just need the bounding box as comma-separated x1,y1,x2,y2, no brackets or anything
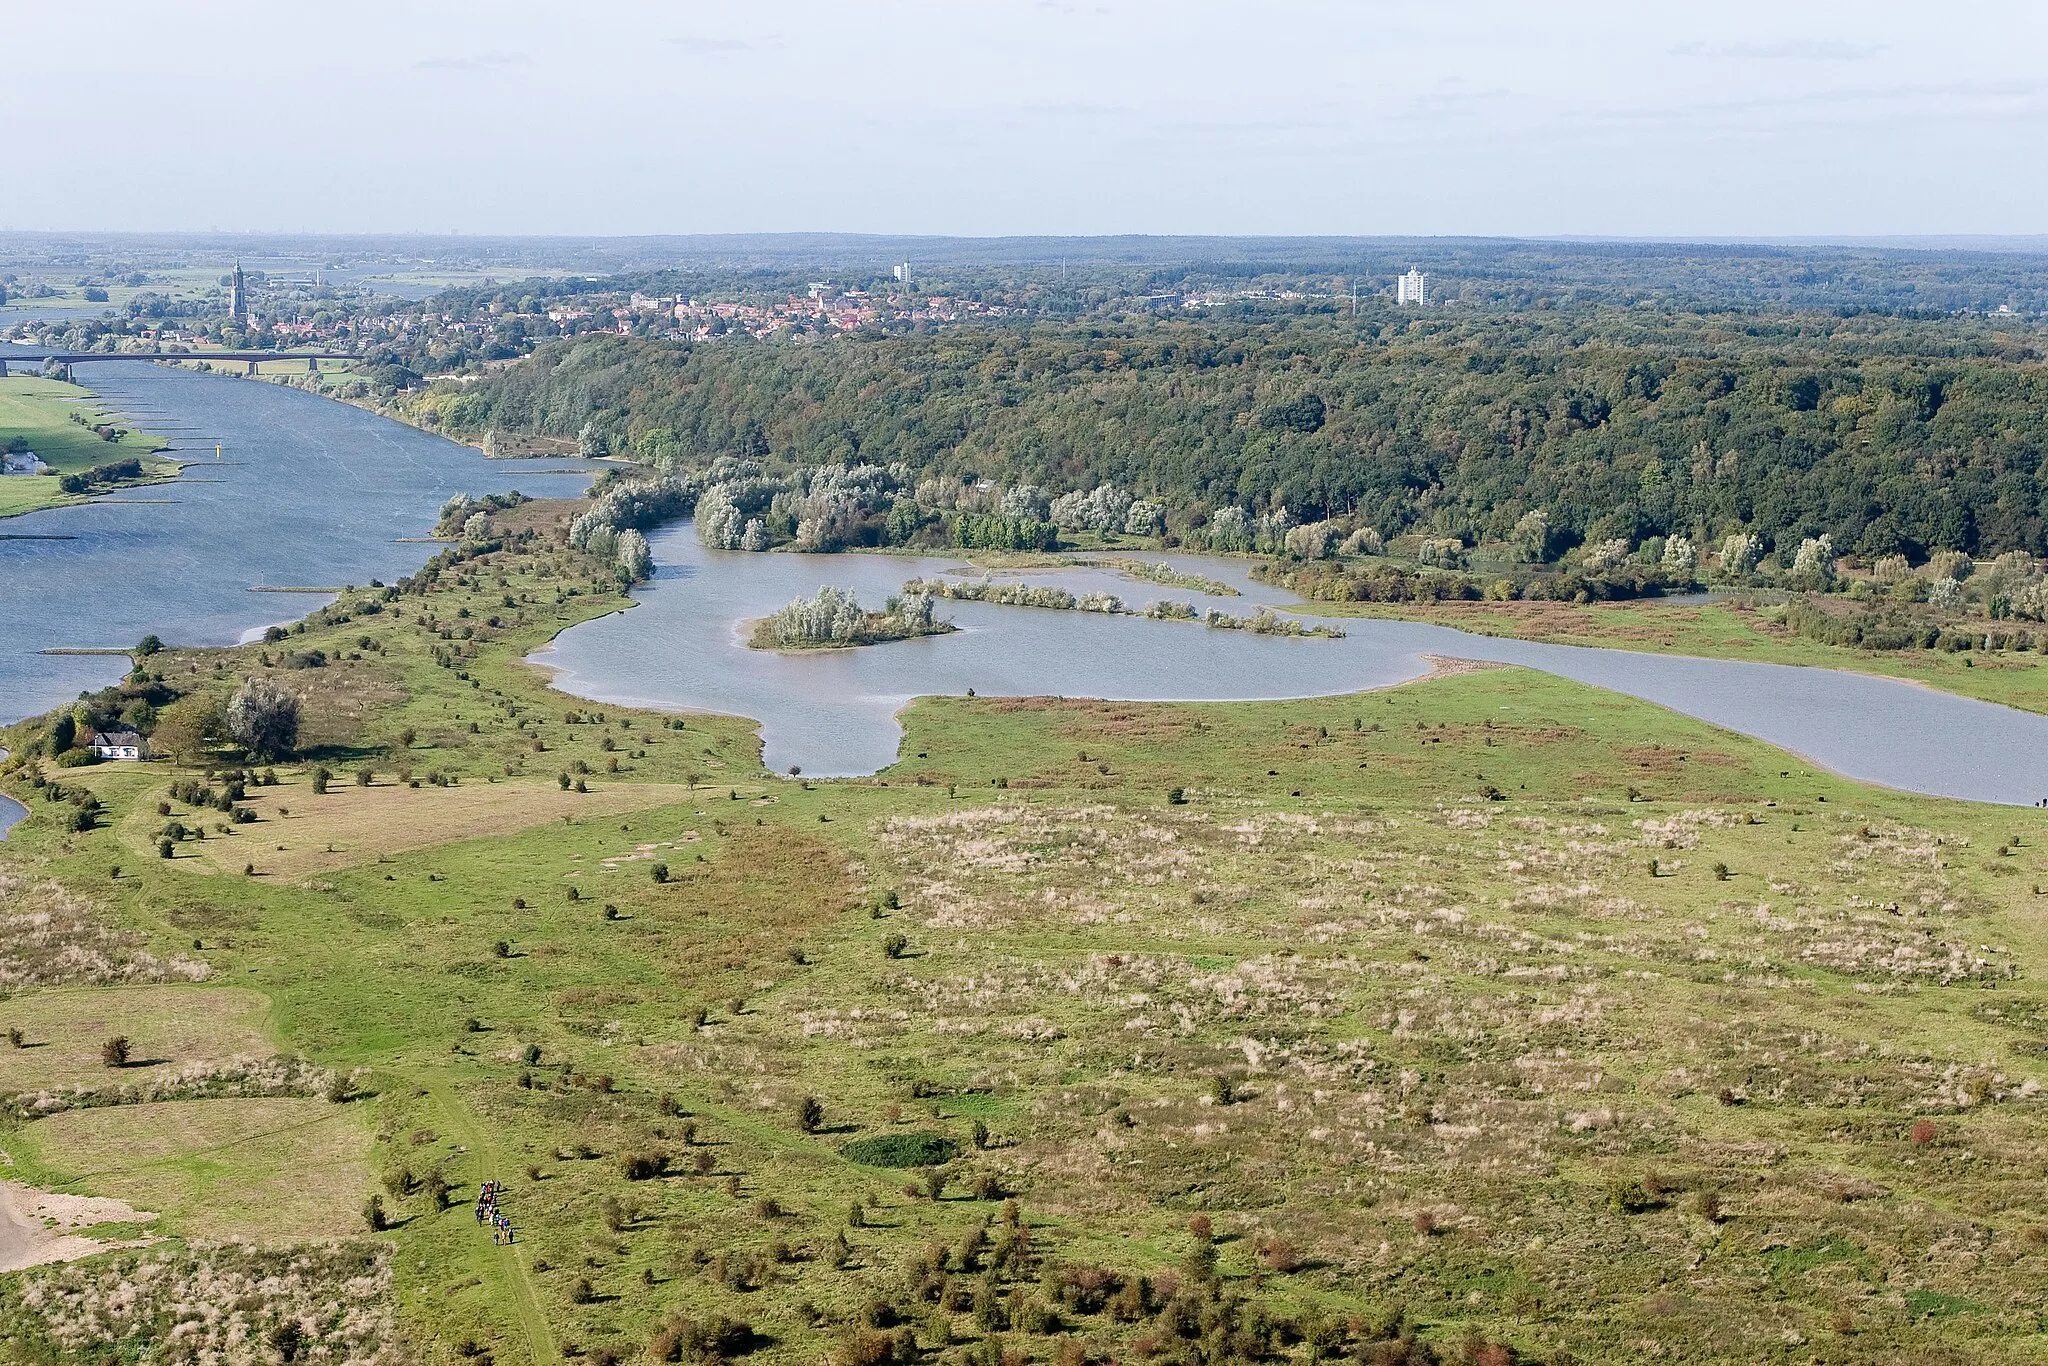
29,1096,373,1241
136,776,700,877
0,869,209,991
0,985,272,1092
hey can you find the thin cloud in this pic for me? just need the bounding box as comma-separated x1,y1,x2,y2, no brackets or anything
413,53,530,72
1671,39,1884,61
667,36,765,53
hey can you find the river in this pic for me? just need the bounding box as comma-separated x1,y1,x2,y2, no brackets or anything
7,365,2048,805
0,355,599,721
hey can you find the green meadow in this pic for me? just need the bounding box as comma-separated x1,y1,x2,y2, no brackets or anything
0,375,174,518
2,503,2046,1366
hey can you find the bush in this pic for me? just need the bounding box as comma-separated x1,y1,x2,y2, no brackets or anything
882,932,908,959
840,1132,960,1168
569,1277,595,1305
621,1148,670,1180
797,1095,824,1132
100,1035,130,1067
651,862,669,884
362,1195,387,1232
649,1314,756,1364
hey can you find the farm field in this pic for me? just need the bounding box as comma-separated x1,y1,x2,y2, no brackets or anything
2,504,2047,1366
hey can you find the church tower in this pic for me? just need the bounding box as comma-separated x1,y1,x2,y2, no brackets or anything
229,262,248,323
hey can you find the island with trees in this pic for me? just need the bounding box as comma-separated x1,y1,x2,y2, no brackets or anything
748,586,953,650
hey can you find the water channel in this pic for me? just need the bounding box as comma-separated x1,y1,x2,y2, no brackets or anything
6,360,2048,805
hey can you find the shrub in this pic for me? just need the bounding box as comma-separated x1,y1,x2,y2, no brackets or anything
1258,1237,1301,1273
651,862,670,884
310,767,331,795
882,932,908,959
1607,1178,1661,1214
648,1314,755,1364
101,1035,131,1067
1910,1118,1938,1146
797,1095,824,1132
362,1195,387,1232
569,1277,595,1305
621,1149,670,1180
841,1132,960,1168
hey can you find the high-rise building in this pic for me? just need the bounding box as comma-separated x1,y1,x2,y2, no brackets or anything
1396,269,1429,306
892,262,910,284
229,262,248,322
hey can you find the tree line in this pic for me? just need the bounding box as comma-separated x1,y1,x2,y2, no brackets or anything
402,305,2048,563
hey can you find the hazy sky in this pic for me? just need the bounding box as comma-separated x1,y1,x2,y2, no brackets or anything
11,1,2047,237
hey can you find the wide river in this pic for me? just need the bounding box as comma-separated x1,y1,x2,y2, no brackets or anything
0,354,600,720
8,361,2048,805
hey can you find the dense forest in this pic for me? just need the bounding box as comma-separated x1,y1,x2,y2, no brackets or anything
410,303,2048,562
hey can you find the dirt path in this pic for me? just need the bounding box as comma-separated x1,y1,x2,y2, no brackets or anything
422,1081,554,1365
0,1179,156,1273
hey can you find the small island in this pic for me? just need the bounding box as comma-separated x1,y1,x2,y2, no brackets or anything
748,585,955,650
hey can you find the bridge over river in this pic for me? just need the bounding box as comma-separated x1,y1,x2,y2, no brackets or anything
0,350,359,377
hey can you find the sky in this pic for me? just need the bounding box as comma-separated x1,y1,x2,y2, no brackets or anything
8,0,2048,238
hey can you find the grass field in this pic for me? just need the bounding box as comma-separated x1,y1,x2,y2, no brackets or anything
15,1097,372,1241
0,986,272,1092
0,375,174,518
3,502,2047,1365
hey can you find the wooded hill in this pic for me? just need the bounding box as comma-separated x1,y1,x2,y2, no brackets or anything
409,306,2048,560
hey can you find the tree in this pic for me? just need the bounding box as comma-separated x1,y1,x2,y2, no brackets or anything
797,1095,824,1132
149,696,224,766
101,1035,130,1067
225,678,299,760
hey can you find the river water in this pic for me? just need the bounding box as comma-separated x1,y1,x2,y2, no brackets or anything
8,362,2048,804
0,355,599,721
542,525,2048,804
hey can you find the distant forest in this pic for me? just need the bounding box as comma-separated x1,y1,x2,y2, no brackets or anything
413,304,2048,560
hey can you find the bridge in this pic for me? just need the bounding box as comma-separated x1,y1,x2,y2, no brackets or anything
0,350,360,378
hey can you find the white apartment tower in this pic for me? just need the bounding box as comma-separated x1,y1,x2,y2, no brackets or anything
1396,269,1429,306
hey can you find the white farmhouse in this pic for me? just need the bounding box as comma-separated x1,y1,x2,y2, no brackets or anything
85,729,148,761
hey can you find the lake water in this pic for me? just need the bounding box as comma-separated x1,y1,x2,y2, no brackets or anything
9,362,2048,806
0,353,599,722
542,525,2048,805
